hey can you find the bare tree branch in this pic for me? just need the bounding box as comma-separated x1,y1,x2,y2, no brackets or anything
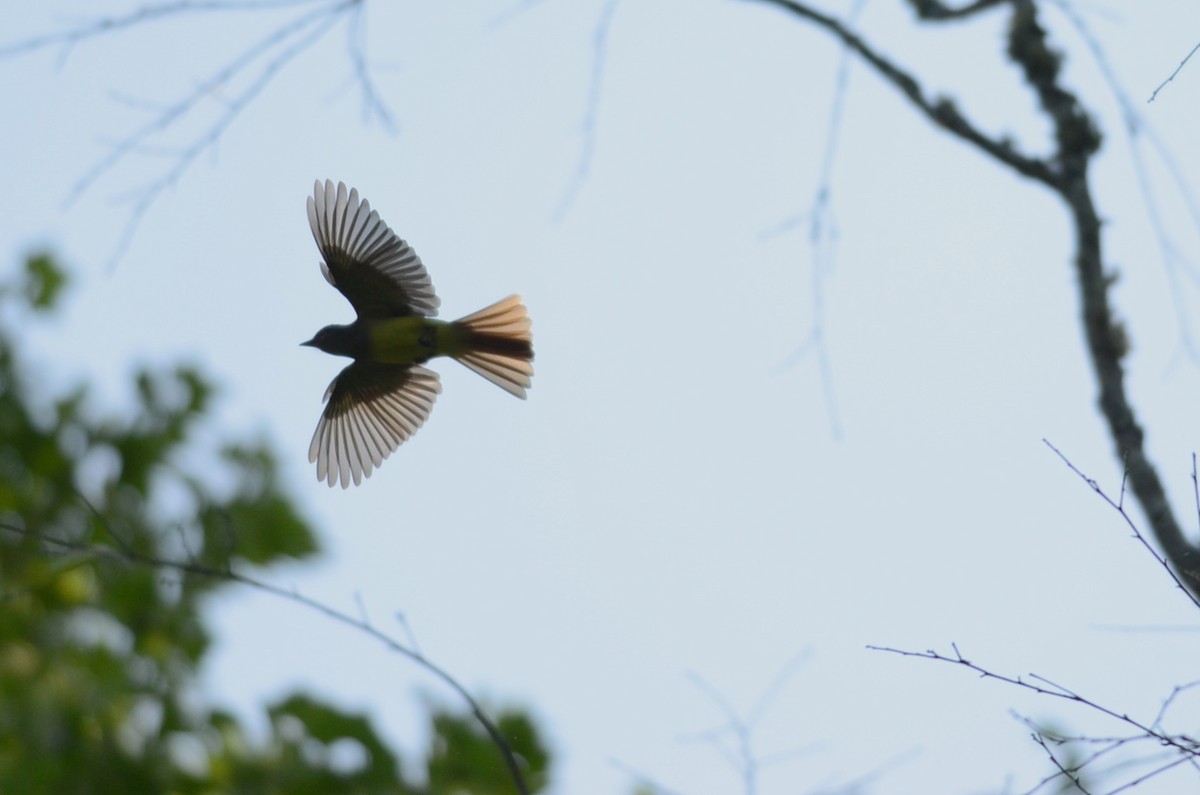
555,0,622,221
870,643,1200,793
1049,0,1200,369
612,653,886,795
0,0,328,59
1043,439,1200,611
1031,731,1092,794
0,520,533,795
676,655,880,795
747,0,1059,186
766,0,869,440
1149,40,1200,102
2,0,392,266
746,0,1200,600
101,3,349,265
906,0,1011,21
343,2,396,130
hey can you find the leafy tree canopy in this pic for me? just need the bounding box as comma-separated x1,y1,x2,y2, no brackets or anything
0,253,548,795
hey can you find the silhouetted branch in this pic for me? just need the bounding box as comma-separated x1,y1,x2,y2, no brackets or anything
873,440,1200,791
905,0,1010,20
746,0,1200,601
1043,440,1200,611
1149,41,1200,102
679,655,830,794
0,520,532,795
101,3,347,265
343,3,395,130
1031,731,1092,794
1051,0,1200,368
0,0,327,59
555,0,621,220
613,653,886,795
747,0,1059,186
2,1,391,266
765,0,867,440
870,643,1200,793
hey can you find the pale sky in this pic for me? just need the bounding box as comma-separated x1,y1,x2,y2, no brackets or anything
4,2,1200,793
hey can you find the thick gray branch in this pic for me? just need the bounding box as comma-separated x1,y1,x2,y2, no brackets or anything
750,0,1200,598
748,0,1058,186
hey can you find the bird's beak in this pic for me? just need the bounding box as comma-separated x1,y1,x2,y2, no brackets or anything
300,337,317,348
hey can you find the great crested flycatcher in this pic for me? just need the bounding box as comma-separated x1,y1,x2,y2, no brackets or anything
302,179,533,488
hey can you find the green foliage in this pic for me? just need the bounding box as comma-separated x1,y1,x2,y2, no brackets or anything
428,708,550,795
20,250,67,310
0,253,550,795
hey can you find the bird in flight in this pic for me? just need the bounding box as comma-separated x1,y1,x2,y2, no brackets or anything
302,179,533,488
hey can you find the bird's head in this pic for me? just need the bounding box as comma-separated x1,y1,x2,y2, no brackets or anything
301,324,362,358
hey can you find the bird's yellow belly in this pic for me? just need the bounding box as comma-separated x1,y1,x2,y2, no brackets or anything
369,317,444,364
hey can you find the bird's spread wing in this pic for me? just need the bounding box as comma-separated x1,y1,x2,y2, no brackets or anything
309,362,442,488
307,179,441,319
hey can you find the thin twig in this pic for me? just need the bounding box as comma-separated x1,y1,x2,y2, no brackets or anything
1149,41,1200,103
5,1,392,266
344,2,395,130
1050,0,1200,368
0,521,531,795
93,2,352,266
1031,731,1092,794
766,0,866,440
0,0,328,59
869,643,1200,764
752,0,1200,602
555,0,621,220
1043,440,1200,611
745,0,1059,186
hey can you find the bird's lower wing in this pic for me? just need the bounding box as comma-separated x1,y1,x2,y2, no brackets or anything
309,362,441,488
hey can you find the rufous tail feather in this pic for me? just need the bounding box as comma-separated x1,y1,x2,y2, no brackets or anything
450,295,534,398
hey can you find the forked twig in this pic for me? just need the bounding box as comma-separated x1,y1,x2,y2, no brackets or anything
0,521,532,795
2,1,389,266
1043,439,1200,611
870,643,1200,793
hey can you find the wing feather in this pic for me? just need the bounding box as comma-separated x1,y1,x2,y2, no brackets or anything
308,362,441,488
308,179,441,319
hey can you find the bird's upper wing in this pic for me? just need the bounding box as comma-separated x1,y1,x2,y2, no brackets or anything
309,361,442,488
307,179,440,319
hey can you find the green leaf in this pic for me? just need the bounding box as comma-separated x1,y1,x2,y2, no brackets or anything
22,252,67,312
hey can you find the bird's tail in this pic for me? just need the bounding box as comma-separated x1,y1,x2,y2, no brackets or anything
449,295,534,398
